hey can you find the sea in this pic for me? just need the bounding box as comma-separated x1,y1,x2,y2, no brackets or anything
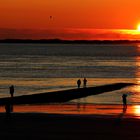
0,43,140,107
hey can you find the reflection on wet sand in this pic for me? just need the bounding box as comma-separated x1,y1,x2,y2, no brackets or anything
117,106,127,121
0,104,139,118
132,105,140,118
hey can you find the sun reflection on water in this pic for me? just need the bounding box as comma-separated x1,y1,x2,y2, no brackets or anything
132,105,140,118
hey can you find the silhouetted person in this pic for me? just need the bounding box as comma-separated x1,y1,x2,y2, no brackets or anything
122,94,127,108
83,78,87,88
9,85,14,98
9,85,14,112
77,79,81,88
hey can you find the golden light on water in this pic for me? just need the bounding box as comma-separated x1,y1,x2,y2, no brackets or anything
132,105,140,117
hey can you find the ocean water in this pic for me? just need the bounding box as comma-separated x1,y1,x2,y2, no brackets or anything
0,43,140,105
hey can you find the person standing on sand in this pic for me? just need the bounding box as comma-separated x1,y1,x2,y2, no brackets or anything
9,85,15,112
83,78,87,88
77,79,81,88
122,94,127,108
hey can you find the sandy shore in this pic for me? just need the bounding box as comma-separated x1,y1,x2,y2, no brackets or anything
0,110,140,140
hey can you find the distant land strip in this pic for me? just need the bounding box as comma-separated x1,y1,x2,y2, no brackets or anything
0,39,140,44
0,82,135,105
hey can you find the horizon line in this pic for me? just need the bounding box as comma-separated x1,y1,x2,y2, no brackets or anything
0,38,140,44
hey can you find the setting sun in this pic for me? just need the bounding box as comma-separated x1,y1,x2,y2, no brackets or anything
137,24,140,31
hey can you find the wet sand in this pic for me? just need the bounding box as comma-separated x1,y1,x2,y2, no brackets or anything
1,104,140,140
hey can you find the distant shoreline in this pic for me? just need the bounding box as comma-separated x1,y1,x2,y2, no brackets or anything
0,39,140,44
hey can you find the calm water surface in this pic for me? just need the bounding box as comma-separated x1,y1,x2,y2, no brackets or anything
0,43,140,106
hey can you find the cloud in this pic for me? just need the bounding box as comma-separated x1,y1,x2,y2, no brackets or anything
0,28,139,40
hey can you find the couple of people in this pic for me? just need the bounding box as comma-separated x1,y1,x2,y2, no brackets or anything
77,78,87,88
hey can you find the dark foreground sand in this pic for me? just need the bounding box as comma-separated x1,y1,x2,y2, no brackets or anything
0,112,140,140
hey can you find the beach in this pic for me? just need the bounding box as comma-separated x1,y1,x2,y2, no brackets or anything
1,0,140,139
0,104,140,140
0,43,139,139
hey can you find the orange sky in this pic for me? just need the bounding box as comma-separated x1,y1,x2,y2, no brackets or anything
1,0,140,40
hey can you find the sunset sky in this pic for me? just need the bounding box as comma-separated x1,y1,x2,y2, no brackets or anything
1,0,140,40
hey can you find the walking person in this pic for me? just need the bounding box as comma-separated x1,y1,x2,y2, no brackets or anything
83,78,87,88
9,85,15,112
77,79,81,88
122,94,127,108
9,85,14,98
